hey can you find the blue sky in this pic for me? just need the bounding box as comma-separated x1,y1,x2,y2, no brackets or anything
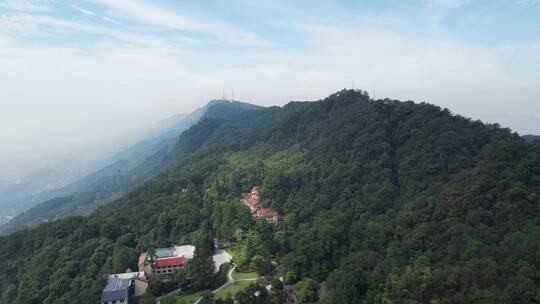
0,0,539,177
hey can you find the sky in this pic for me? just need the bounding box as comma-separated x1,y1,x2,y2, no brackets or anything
0,0,539,179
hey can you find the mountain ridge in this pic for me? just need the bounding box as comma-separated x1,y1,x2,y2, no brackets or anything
523,134,540,143
0,90,537,304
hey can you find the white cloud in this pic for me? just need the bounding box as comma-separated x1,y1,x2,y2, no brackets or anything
0,13,192,53
90,0,205,31
426,0,540,9
501,0,540,8
0,0,51,12
423,0,474,9
71,4,97,17
102,15,121,24
89,0,270,46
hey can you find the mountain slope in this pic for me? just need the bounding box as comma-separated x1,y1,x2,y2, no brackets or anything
523,134,540,143
0,167,86,225
0,100,260,234
0,113,191,226
0,90,538,304
0,113,199,226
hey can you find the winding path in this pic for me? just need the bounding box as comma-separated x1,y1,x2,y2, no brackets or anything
156,263,258,304
193,263,258,304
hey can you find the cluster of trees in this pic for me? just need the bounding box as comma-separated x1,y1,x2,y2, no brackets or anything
294,278,319,303
0,90,538,303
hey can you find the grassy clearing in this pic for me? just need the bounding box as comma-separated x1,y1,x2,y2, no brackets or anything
232,271,259,280
169,263,256,303
214,281,252,299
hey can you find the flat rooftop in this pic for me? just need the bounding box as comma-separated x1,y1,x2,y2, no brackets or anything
108,272,145,280
103,276,135,292
155,248,174,258
173,245,195,258
152,245,230,273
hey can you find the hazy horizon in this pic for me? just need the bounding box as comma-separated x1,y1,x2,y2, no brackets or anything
1,0,539,180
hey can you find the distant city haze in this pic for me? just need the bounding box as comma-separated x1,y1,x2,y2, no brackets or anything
1,0,539,180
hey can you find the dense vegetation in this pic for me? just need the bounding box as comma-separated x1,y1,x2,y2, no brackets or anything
0,90,538,304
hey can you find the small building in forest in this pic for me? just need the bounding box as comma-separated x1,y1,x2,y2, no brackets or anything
138,245,195,278
253,208,280,223
101,271,147,304
241,186,261,211
137,245,232,278
240,186,280,223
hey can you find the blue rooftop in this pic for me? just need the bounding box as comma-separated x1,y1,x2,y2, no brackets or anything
103,277,119,292
102,289,127,303
102,276,133,303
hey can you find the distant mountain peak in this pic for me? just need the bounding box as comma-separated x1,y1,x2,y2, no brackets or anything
325,88,371,101
207,99,261,108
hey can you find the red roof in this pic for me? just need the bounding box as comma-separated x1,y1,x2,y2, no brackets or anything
246,198,259,206
257,208,279,218
154,257,185,268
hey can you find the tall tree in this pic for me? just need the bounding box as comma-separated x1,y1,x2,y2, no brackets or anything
190,228,215,290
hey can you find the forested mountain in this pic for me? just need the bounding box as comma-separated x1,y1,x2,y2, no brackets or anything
0,90,538,304
523,134,540,143
0,100,259,235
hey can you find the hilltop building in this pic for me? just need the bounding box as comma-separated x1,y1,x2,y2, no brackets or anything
101,271,147,304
